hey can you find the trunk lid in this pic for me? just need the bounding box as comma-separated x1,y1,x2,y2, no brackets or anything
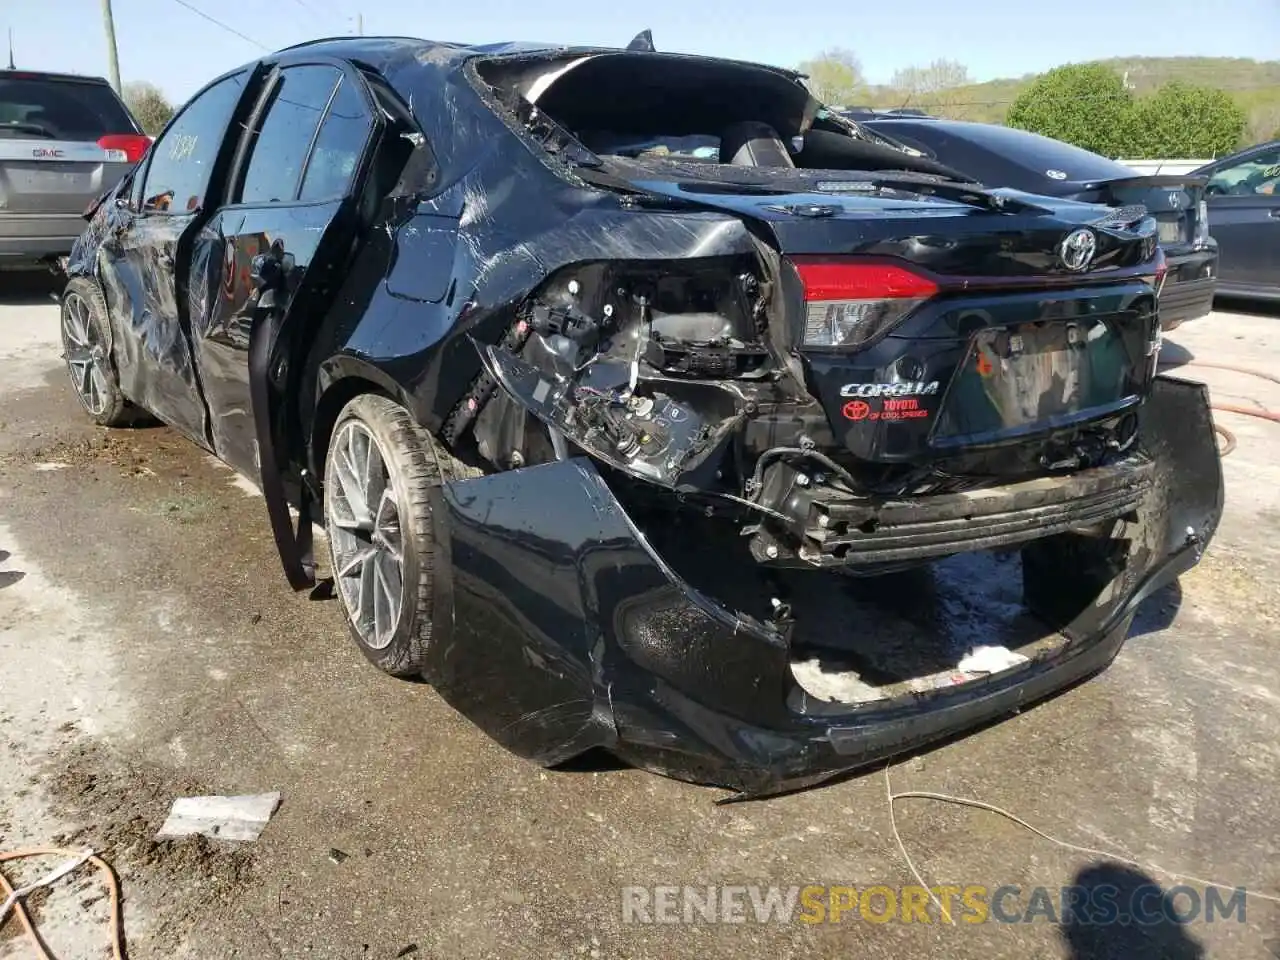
1065,174,1207,250
0,138,136,215
592,159,1158,275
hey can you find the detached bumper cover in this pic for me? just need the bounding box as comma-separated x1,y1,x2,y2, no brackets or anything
422,377,1223,797
1160,247,1218,329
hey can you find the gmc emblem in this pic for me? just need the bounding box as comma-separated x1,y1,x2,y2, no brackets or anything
33,147,65,159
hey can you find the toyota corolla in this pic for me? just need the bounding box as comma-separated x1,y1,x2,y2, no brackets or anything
61,34,1222,797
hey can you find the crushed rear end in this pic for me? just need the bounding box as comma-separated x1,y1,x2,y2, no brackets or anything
413,49,1224,796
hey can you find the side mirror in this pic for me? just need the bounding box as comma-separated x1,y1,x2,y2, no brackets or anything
250,252,282,291
250,250,295,313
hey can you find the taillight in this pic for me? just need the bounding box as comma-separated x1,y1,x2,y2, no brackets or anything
793,258,938,349
97,134,151,164
1194,198,1210,245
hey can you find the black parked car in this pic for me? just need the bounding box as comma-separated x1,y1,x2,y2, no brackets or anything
1191,139,1280,301
861,116,1219,329
62,36,1221,797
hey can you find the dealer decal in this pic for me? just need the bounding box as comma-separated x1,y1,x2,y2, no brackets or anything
840,380,939,421
843,396,931,421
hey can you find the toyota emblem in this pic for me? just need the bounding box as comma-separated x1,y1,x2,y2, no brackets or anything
1059,228,1097,272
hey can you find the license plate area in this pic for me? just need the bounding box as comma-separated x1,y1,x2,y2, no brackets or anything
1156,217,1184,244
5,164,96,194
931,315,1149,445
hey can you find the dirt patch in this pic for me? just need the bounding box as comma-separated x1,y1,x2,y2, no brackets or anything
31,740,262,954
2,427,194,475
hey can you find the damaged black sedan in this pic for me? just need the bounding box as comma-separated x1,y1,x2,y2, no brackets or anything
61,35,1223,798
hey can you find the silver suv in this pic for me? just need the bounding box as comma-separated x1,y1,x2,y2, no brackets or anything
1,69,149,270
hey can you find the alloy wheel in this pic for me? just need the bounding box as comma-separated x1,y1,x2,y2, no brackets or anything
61,292,110,417
326,420,405,650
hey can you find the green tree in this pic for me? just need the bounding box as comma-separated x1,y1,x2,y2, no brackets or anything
1126,82,1246,158
1006,64,1135,157
122,81,174,136
889,59,971,110
798,48,865,106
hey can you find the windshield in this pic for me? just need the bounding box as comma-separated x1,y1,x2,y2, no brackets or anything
0,76,138,141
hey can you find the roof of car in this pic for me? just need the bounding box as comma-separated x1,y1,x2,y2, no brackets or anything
0,67,115,86
267,35,802,80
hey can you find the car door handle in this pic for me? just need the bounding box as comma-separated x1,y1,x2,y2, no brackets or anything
1269,209,1280,219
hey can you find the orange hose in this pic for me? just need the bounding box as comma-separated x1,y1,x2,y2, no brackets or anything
1212,403,1280,424
1157,359,1280,427
0,848,125,960
1160,359,1280,387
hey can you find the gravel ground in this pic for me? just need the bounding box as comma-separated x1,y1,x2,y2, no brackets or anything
1,271,1278,959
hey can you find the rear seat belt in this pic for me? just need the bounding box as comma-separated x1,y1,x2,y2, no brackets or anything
247,251,316,592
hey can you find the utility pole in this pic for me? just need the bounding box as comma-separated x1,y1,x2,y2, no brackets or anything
356,12,363,35
100,0,122,93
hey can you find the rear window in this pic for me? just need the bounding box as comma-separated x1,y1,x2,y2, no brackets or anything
0,76,138,141
883,121,1134,182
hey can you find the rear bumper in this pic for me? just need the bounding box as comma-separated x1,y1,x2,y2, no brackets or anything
420,377,1223,797
793,454,1153,566
0,213,85,263
1159,246,1218,329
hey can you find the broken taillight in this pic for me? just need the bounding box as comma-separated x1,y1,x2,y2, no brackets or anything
794,258,939,349
1194,198,1210,245
97,134,151,164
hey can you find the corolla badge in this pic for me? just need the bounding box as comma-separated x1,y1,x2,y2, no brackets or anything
1058,228,1097,272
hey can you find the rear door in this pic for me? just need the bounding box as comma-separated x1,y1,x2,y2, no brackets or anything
94,68,262,443
194,59,384,479
0,73,147,260
1199,144,1280,290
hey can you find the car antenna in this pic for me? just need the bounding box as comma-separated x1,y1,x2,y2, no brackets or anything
626,29,654,52
7,29,14,70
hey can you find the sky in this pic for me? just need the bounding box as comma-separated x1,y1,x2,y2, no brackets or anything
5,0,1278,103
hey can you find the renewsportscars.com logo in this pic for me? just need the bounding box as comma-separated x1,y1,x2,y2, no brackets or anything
620,884,1249,927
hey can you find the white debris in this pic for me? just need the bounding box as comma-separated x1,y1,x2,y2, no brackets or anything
156,792,281,842
957,645,1030,675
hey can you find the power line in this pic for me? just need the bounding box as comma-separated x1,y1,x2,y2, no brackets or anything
168,0,270,50
289,0,360,34
286,0,337,32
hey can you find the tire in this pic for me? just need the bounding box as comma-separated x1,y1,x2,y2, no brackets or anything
60,277,138,427
323,393,483,678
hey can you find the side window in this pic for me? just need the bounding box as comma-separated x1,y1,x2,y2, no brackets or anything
139,72,246,214
299,75,373,202
239,65,341,204
1206,148,1280,196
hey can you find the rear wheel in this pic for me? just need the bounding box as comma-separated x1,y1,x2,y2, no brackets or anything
323,393,482,677
60,278,137,427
